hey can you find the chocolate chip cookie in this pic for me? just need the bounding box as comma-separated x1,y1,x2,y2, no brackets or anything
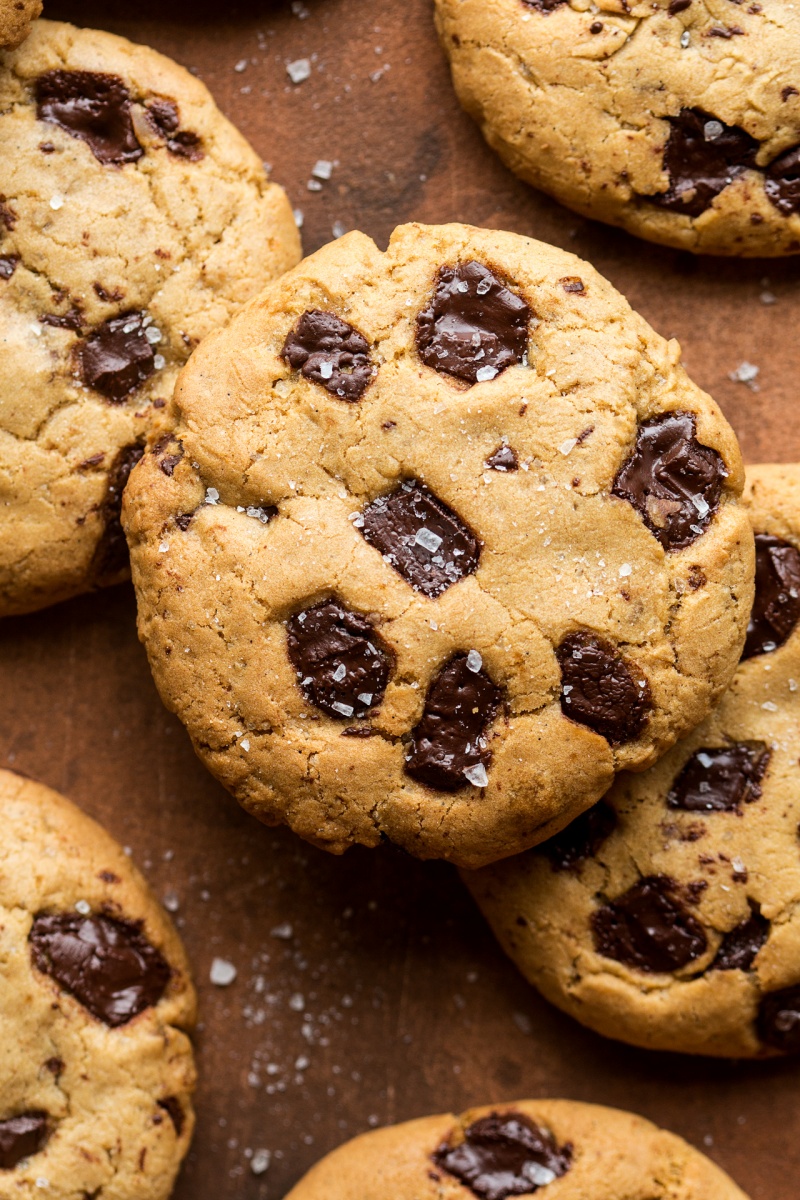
0,767,196,1196
0,19,300,617
467,463,800,1056
123,221,753,868
0,0,39,49
283,1099,748,1200
435,0,800,255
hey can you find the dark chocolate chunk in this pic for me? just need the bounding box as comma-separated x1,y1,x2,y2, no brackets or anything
543,801,617,874
0,255,18,280
667,743,770,812
742,533,800,658
281,309,373,401
521,0,567,11
41,307,83,333
29,911,171,1027
91,441,144,583
591,875,707,973
649,108,758,217
0,196,17,230
713,905,769,971
485,445,519,472
36,70,143,166
146,98,204,162
174,512,195,532
405,653,501,791
556,632,650,744
668,0,692,13
765,146,800,215
612,411,726,551
77,311,156,403
154,435,184,478
157,1097,185,1136
559,276,585,295
360,480,480,597
286,600,391,721
416,261,529,385
758,985,800,1053
0,1113,49,1170
433,1112,571,1200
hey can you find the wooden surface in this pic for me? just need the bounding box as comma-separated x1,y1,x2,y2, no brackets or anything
5,0,800,1195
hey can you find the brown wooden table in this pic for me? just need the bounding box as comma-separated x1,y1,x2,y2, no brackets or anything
5,1,799,1196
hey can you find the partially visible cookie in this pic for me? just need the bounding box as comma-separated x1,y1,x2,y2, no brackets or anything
0,0,40,50
284,1099,748,1200
0,19,301,616
0,767,196,1197
435,0,800,256
466,464,800,1057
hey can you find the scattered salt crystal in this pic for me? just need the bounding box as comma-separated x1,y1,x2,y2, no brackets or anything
145,326,162,344
240,738,251,751
251,1149,271,1176
205,487,220,504
528,1165,557,1186
692,494,710,517
75,899,91,915
357,693,373,705
163,891,180,913
559,438,578,456
307,178,323,192
466,649,483,673
463,763,488,788
319,361,334,379
331,701,354,717
512,1011,532,1035
35,1180,49,1190
732,857,745,874
475,365,498,382
234,58,248,73
332,220,347,238
618,563,632,578
289,992,305,1011
680,29,690,47
293,208,304,228
332,663,347,682
312,159,333,180
286,58,311,83
476,277,491,295
761,290,777,305
271,922,293,939
210,958,237,986
456,280,469,293
153,354,166,370
762,701,777,711
295,1055,310,1070
729,361,760,386
50,194,64,210
30,323,42,337
414,527,442,552
158,541,169,553
704,119,724,142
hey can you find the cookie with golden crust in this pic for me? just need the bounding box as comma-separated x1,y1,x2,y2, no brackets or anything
0,0,40,50
466,464,800,1056
435,0,800,256
284,1099,748,1200
0,19,301,617
0,767,196,1199
124,221,752,868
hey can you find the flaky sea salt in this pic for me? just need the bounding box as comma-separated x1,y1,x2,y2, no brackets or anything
475,365,498,382
205,487,220,504
271,922,293,939
331,701,354,717
463,763,489,788
332,663,347,682
251,1149,271,1176
414,527,442,552
75,899,91,915
559,438,578,456
466,649,483,673
286,58,311,83
619,563,632,578
210,958,237,986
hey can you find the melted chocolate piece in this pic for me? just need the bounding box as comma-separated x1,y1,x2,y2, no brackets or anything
416,261,529,385
174,512,195,532
543,801,617,873
591,875,707,972
758,985,800,1053
157,1097,185,1136
0,1113,49,1170
612,411,726,551
77,312,156,403
765,146,800,215
0,255,18,280
36,70,143,166
360,480,480,597
41,307,83,333
29,911,171,1027
556,632,650,744
742,533,800,658
281,309,373,401
146,98,204,162
405,653,501,791
486,445,519,472
91,442,144,582
714,905,769,971
650,108,758,217
667,743,770,812
433,1112,571,1200
0,196,16,230
286,601,391,720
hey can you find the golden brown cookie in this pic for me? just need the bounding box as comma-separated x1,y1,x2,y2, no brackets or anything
0,0,40,50
0,19,300,617
124,221,752,868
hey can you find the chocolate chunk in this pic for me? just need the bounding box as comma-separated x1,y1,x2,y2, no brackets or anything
36,71,143,166
286,601,392,721
416,261,529,385
650,108,758,217
556,632,650,744
29,911,171,1027
360,480,480,597
765,146,800,215
157,1097,185,1136
91,441,144,582
0,1113,49,1170
485,445,519,472
742,533,800,658
559,276,585,295
714,905,769,971
0,255,18,280
154,435,184,478
543,801,617,874
521,0,567,11
41,307,83,333
405,653,501,791
667,743,770,812
281,309,373,401
758,985,800,1053
668,0,692,13
591,875,707,972
77,311,156,402
146,98,204,162
433,1112,571,1200
0,196,17,230
612,411,726,551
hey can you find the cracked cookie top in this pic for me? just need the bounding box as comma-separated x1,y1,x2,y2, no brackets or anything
123,221,752,869
0,767,196,1198
466,464,800,1055
0,19,300,616
282,1099,749,1200
435,0,800,256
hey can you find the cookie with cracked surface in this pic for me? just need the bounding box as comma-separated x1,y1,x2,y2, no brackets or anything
283,1099,748,1200
0,0,40,49
123,221,752,869
435,0,800,256
466,464,800,1055
0,767,196,1197
0,19,300,617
